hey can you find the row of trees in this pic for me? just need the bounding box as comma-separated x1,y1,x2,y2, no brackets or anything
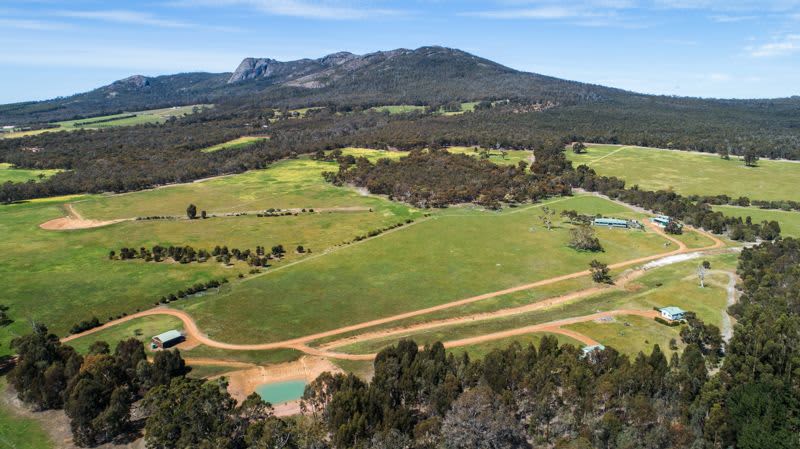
112,244,287,267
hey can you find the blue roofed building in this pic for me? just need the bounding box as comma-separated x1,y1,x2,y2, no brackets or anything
659,306,686,321
651,215,672,227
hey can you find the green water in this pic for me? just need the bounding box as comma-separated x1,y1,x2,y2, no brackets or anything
255,379,306,404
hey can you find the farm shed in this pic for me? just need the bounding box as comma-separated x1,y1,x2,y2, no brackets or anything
651,215,672,227
593,218,629,228
151,330,184,349
659,306,686,321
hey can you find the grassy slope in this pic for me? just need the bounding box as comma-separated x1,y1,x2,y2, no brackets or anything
713,205,800,237
568,144,800,202
0,163,61,183
201,136,267,153
0,378,53,449
178,195,671,344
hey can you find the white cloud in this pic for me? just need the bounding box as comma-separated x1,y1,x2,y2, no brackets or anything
710,14,757,22
747,34,800,57
0,18,72,31
54,10,193,28
465,6,583,19
172,0,405,20
707,73,732,81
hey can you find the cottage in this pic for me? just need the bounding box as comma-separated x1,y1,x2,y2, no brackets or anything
151,330,184,349
593,218,629,228
581,344,606,357
659,306,686,321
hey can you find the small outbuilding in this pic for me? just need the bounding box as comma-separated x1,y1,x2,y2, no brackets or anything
659,306,686,321
151,330,184,349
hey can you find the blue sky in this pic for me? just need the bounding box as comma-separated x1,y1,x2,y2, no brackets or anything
0,0,798,103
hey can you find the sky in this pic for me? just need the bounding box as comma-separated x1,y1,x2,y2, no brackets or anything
0,0,799,103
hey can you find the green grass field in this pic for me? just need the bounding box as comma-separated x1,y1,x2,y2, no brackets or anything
0,378,53,449
1,105,205,139
73,155,414,220
713,205,800,237
177,195,673,344
330,253,733,357
446,146,533,166
201,136,267,153
565,315,682,357
0,163,61,183
0,152,421,355
567,144,800,202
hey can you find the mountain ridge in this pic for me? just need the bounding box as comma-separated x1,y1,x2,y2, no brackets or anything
1,45,797,125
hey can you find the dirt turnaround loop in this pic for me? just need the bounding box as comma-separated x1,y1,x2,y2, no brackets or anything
40,204,128,231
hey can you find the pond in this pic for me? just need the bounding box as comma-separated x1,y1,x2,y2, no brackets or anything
255,379,307,405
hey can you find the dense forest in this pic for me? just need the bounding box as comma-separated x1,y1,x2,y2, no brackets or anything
7,238,798,448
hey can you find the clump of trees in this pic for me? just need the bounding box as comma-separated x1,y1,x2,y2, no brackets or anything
0,304,12,327
9,325,187,446
589,259,612,283
112,243,289,267
569,225,603,251
325,147,570,209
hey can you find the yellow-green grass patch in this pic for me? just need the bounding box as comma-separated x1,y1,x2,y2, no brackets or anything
73,155,415,221
181,345,302,365
370,105,426,114
667,227,718,249
201,136,267,153
567,144,800,202
0,378,54,449
0,163,61,183
67,315,184,354
178,195,673,344
713,205,800,238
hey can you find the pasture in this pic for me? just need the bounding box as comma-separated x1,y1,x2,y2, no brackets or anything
0,152,419,355
66,315,184,354
713,205,800,237
0,163,61,183
177,194,673,344
329,254,734,357
567,144,800,202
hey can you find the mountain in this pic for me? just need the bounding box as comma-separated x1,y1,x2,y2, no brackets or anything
1,46,798,126
0,46,622,124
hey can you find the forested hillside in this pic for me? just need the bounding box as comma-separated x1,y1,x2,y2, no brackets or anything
2,46,799,161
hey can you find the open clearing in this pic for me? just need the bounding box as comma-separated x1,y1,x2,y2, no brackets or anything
0,378,54,449
0,163,61,183
568,144,800,202
713,205,800,237
201,136,267,153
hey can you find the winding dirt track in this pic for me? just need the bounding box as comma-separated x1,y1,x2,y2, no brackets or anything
61,221,724,361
